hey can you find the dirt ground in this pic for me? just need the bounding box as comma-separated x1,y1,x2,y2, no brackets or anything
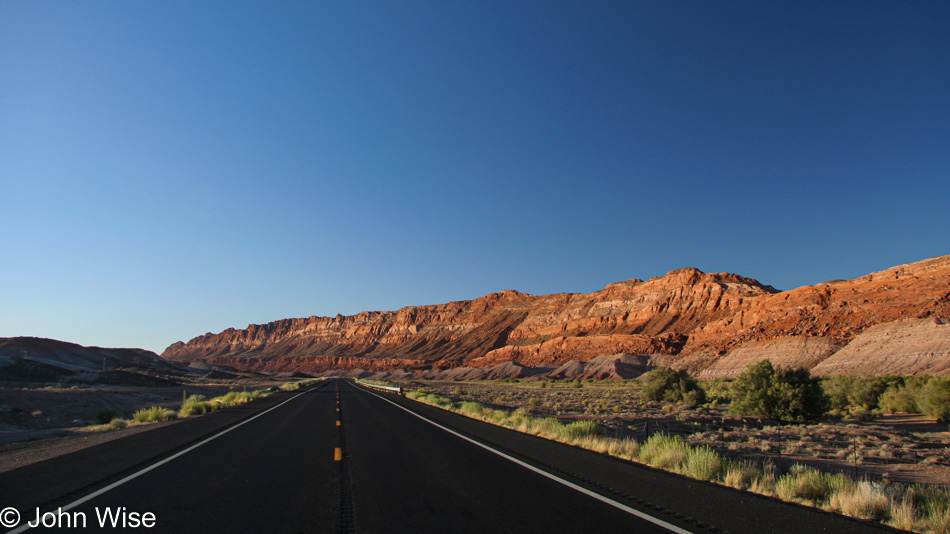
0,377,284,473
407,380,950,485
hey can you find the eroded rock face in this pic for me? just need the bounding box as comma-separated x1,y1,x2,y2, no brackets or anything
694,337,837,379
163,254,950,377
811,318,950,376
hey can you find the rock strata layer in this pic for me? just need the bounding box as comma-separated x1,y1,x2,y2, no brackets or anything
162,254,950,377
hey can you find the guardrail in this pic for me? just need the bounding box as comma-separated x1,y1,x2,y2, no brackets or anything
354,379,404,395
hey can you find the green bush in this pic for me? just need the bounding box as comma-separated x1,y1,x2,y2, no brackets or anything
822,375,895,412
700,378,733,403
879,382,921,414
918,377,950,424
640,367,706,407
729,360,827,423
96,408,119,424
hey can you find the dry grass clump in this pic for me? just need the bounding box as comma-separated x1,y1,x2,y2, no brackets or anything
133,406,177,423
108,417,128,429
825,480,890,520
605,437,641,460
179,395,213,417
178,390,269,418
683,446,723,481
896,485,950,533
723,460,759,490
775,464,835,504
638,434,689,471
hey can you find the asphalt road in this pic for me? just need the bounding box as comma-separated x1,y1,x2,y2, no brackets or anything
0,379,896,533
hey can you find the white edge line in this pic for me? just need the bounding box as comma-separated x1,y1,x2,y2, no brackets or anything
351,381,693,534
5,384,322,534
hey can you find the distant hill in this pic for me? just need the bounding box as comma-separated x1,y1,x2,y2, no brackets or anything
0,337,177,383
162,254,950,377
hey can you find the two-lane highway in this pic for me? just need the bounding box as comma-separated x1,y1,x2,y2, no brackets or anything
1,379,894,533
339,379,674,533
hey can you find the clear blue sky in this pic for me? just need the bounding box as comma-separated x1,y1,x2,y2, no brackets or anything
2,2,948,354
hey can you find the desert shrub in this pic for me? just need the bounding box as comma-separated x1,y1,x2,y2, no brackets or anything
918,377,950,424
210,390,262,409
774,464,833,503
606,438,641,461
562,420,603,440
749,461,778,496
108,418,128,429
280,381,302,391
488,410,508,425
179,395,212,417
459,401,484,417
879,382,921,414
570,379,582,389
700,378,733,403
723,460,760,490
133,406,176,423
887,496,919,532
822,375,895,412
906,484,950,533
683,446,723,481
640,367,706,407
729,360,827,423
528,397,542,408
637,434,690,471
533,417,564,437
826,480,890,520
96,408,119,424
422,393,454,410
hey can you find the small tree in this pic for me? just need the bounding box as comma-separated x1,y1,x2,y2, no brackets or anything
879,381,921,414
729,360,827,423
639,367,706,407
822,375,895,412
918,377,950,424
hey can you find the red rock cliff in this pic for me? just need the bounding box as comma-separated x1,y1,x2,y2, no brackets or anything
162,254,950,376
